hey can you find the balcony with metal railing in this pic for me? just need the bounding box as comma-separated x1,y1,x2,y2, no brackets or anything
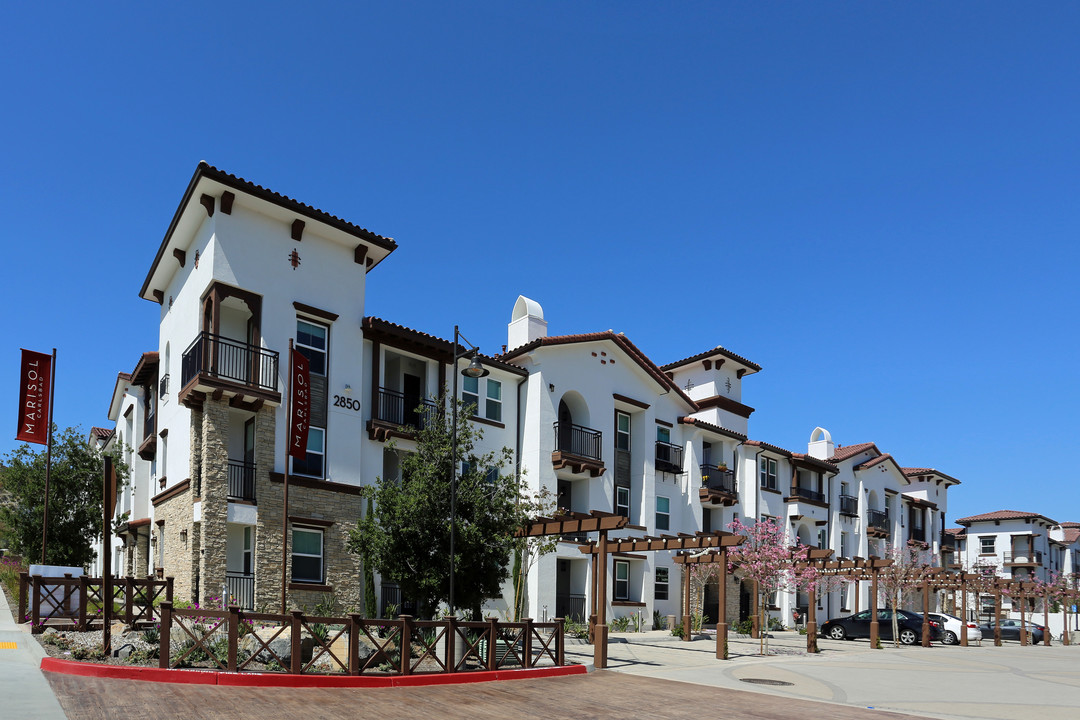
1003,551,1042,567
180,332,281,408
787,485,827,504
367,387,439,442
867,509,890,537
838,494,859,517
654,441,684,473
698,464,737,506
225,572,255,610
909,526,926,543
551,422,605,476
227,460,256,502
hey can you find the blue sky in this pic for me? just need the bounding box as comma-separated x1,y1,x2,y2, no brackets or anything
3,3,1078,524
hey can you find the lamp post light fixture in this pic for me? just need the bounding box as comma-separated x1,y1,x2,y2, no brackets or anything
449,325,488,619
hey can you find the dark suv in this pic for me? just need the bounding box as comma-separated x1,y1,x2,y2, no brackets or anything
821,608,942,645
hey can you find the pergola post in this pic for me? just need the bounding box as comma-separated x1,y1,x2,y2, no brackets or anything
960,574,969,647
1063,591,1070,646
683,563,692,642
807,583,818,653
855,577,860,613
1043,586,1051,647
589,548,598,644
993,585,1002,646
1019,583,1028,646
921,576,931,647
716,549,728,659
752,579,760,639
870,565,880,649
594,530,608,669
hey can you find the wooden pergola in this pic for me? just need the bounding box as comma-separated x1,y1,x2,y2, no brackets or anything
791,555,894,649
576,530,745,667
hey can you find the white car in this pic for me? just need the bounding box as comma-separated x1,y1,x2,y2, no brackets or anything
924,612,983,645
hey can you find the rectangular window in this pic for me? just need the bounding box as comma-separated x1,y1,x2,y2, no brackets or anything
615,412,630,451
656,426,670,443
614,560,629,601
485,379,502,422
759,457,777,490
293,426,325,478
242,526,252,575
291,527,324,583
296,320,328,376
656,496,670,531
654,567,669,601
701,507,712,533
817,528,827,549
616,486,630,518
840,532,848,558
462,376,479,412
980,536,996,554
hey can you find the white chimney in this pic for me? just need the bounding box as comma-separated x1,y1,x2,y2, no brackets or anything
808,427,834,460
508,295,547,351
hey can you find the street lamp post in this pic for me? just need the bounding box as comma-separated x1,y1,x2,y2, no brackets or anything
449,325,489,619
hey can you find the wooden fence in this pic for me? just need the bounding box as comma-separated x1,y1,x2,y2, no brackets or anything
18,572,173,632
159,602,566,676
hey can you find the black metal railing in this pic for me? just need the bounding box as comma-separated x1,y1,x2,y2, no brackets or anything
839,494,859,516
789,486,826,503
700,465,736,496
380,583,419,618
654,441,684,473
373,387,438,429
159,373,169,399
909,526,926,542
225,572,255,610
867,509,889,533
553,422,602,461
227,460,256,501
181,332,279,393
556,593,587,622
941,532,956,550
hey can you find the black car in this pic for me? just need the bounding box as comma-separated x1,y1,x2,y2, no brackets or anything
978,618,1046,643
820,609,943,645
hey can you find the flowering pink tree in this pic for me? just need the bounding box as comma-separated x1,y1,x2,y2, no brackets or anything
876,543,931,646
727,517,807,656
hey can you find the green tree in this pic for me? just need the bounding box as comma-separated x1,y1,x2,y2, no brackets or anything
0,426,128,568
348,396,542,619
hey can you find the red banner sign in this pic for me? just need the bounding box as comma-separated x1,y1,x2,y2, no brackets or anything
16,349,52,445
289,348,311,460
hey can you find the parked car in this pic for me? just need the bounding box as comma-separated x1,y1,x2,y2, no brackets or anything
821,609,942,645
919,612,982,645
978,618,1046,643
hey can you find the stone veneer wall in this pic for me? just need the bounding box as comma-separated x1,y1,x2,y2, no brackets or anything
196,397,230,606
686,568,742,627
256,475,366,612
133,529,150,577
154,483,195,601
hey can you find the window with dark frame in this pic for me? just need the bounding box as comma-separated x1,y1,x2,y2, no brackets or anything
485,379,502,422
291,527,324,583
980,536,996,554
615,411,630,451
759,456,777,490
616,485,630,519
656,496,670,531
614,560,629,601
654,566,669,600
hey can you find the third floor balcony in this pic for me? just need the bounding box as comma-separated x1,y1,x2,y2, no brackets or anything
180,332,281,409
699,464,737,507
551,422,604,477
367,387,439,442
654,441,684,474
866,509,890,538
838,494,859,517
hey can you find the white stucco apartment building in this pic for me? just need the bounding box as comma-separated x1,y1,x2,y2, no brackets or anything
93,162,963,628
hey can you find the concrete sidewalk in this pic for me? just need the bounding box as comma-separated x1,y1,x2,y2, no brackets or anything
567,630,1080,720
0,585,68,719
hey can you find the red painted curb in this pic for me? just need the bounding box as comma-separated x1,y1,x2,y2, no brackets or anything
40,657,587,687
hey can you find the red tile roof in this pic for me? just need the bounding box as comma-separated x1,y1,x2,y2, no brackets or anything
944,527,967,538
828,442,879,463
902,467,961,485
501,332,695,408
955,510,1058,526
744,441,838,472
853,453,894,470
363,317,527,376
1063,527,1080,544
90,427,112,439
660,345,762,374
677,416,747,442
